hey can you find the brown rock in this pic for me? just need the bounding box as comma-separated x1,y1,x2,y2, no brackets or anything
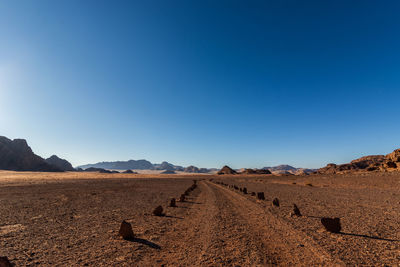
291,204,301,217
119,220,134,240
0,257,12,267
257,192,265,200
321,217,341,233
386,148,400,162
272,198,280,207
153,206,164,216
385,161,397,168
169,198,176,207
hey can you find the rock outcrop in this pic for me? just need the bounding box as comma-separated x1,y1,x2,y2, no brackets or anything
0,136,62,172
318,149,400,174
217,165,237,175
45,155,74,171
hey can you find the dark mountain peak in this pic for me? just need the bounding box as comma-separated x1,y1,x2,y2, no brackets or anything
0,136,62,172
45,155,74,171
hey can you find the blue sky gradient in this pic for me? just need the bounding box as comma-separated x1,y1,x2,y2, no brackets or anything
1,0,400,168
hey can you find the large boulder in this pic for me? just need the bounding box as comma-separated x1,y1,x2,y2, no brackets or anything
45,155,74,171
217,165,237,175
0,136,62,172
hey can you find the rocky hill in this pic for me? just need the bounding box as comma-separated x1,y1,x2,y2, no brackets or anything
0,136,61,172
217,165,237,175
317,149,400,174
77,159,154,170
45,155,74,171
262,165,316,175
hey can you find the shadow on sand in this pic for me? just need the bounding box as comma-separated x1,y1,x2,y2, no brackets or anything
162,215,184,219
338,232,400,242
303,215,399,241
128,238,161,249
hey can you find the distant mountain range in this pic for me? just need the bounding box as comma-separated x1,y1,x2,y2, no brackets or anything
262,165,317,175
77,160,215,173
4,135,398,175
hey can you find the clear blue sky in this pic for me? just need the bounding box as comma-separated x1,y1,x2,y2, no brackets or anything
1,0,400,168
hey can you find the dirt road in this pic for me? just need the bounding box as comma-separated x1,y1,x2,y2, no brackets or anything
139,181,344,266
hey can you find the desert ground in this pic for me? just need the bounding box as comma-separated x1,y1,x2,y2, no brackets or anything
0,171,399,266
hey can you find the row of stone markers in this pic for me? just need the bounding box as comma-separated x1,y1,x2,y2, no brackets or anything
119,180,199,241
212,180,341,234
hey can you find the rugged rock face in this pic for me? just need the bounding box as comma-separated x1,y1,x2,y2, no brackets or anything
0,136,61,172
45,155,74,171
386,149,400,163
318,150,400,174
217,165,237,175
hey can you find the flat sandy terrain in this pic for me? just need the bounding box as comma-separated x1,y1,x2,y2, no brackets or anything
0,171,399,266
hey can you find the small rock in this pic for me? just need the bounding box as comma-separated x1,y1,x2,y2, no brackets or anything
169,198,176,207
251,192,256,196
257,192,265,200
119,220,134,240
179,194,185,202
0,257,12,267
321,217,341,233
272,198,280,207
242,187,247,194
153,206,164,216
291,204,302,217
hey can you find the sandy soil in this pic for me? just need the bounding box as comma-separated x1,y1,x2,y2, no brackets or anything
0,171,399,266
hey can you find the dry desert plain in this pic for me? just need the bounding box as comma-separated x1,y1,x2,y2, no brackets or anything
0,170,399,266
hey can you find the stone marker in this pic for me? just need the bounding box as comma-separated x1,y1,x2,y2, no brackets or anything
170,198,176,207
257,192,265,200
321,217,341,233
119,220,134,240
291,204,302,217
153,205,164,216
0,257,12,267
272,198,280,207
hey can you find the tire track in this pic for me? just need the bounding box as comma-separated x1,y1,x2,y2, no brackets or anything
207,181,346,266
